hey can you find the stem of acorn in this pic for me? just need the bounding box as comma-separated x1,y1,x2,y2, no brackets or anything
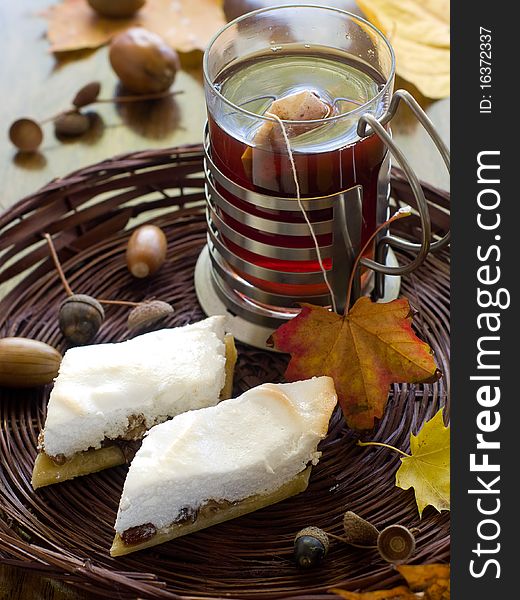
43,233,145,309
44,233,74,297
95,89,184,104
96,299,141,307
344,208,412,315
38,91,184,126
326,531,377,548
357,440,411,458
39,110,69,125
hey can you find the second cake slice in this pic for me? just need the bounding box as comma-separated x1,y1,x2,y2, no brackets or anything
111,376,337,556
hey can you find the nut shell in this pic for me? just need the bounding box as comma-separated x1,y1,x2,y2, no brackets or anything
59,294,105,346
377,525,416,564
294,527,329,569
0,337,62,388
87,0,145,18
126,225,168,278
127,300,174,333
109,28,180,94
54,112,91,137
294,526,329,554
73,81,101,108
342,511,379,546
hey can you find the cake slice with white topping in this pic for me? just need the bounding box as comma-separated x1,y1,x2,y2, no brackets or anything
111,376,337,556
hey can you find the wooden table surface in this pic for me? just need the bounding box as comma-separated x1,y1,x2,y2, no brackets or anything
0,1,449,598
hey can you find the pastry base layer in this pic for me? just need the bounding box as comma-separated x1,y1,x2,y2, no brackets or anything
221,334,237,400
110,467,311,557
31,335,237,489
31,445,127,489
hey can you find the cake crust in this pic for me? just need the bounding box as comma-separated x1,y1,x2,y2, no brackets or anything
110,467,311,556
111,377,337,555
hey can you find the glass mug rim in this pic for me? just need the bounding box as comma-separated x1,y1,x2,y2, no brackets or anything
203,3,396,127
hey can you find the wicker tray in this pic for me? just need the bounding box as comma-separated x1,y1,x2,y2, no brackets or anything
0,144,450,599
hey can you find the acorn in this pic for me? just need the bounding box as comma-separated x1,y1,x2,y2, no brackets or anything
9,118,43,152
59,294,105,346
342,511,379,546
54,112,91,137
377,525,416,564
0,337,62,388
127,300,174,333
294,526,329,569
126,225,168,278
87,0,146,18
72,81,101,108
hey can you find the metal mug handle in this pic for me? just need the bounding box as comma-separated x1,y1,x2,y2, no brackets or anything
356,90,450,298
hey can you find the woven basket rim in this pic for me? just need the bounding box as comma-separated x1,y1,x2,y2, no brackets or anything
0,145,450,600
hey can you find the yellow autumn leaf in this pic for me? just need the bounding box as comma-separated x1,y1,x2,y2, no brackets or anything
396,409,450,517
357,0,450,98
329,586,417,599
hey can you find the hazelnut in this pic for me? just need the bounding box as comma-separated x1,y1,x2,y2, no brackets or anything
109,27,180,94
87,0,146,19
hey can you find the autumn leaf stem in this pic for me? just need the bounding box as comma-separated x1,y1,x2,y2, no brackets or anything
357,440,411,458
344,208,412,314
43,233,74,297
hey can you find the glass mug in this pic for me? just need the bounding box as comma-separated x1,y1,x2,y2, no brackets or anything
197,4,449,337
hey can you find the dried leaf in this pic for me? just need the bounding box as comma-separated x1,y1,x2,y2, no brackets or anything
270,298,439,430
396,410,450,517
330,586,417,600
357,0,449,98
397,564,450,600
43,0,226,54
330,564,450,600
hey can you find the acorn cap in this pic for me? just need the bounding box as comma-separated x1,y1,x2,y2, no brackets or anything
127,300,174,333
377,525,416,564
294,526,329,555
59,294,105,346
60,294,104,317
342,511,379,546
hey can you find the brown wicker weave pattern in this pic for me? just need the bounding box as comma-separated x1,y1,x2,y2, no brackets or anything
0,145,450,599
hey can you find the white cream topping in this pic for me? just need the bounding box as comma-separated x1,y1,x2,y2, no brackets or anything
115,376,337,533
43,316,228,458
